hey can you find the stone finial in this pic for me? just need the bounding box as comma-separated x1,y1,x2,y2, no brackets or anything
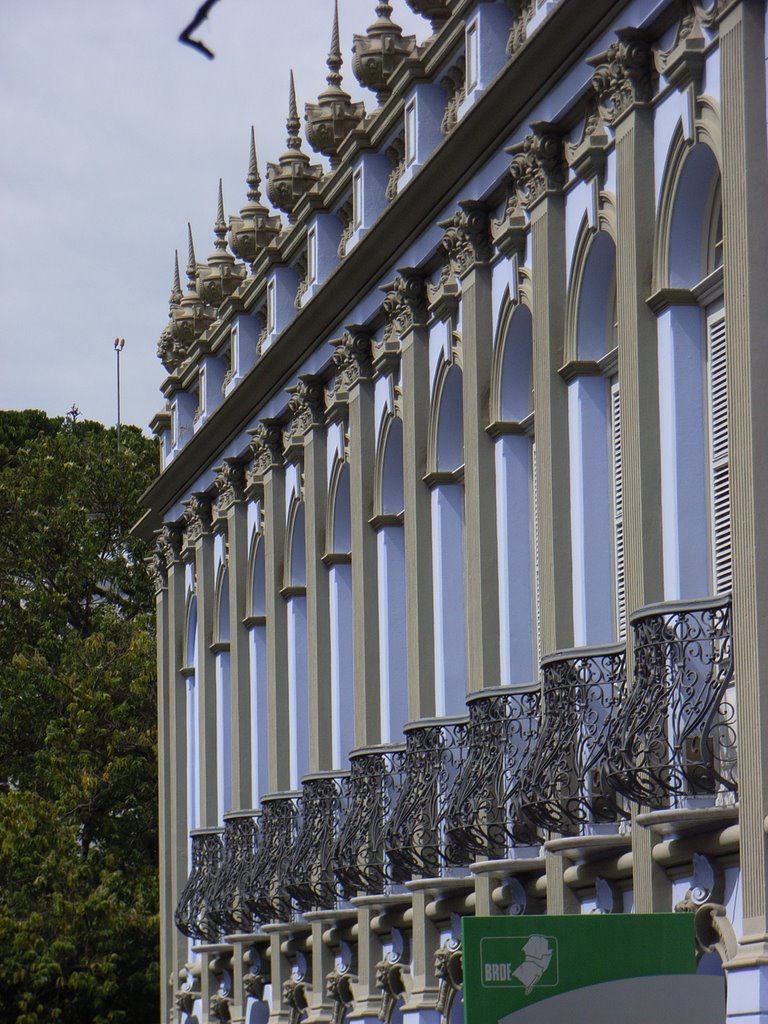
404,0,451,34
157,251,188,373
169,224,216,349
305,2,365,166
267,72,323,220
352,3,417,105
506,123,567,211
588,29,654,127
197,180,246,307
171,250,183,307
228,128,283,269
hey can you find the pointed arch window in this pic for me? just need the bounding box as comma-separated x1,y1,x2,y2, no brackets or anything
213,566,232,816
326,457,354,766
285,495,310,788
247,522,269,801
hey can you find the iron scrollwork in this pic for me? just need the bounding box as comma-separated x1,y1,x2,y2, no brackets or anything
606,598,736,805
444,687,541,866
385,718,470,882
174,827,224,942
207,811,260,937
334,745,404,899
243,794,298,925
286,773,346,913
514,646,627,833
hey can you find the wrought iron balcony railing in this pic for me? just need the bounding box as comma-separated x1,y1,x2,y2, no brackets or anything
243,793,299,925
334,744,404,899
175,827,224,943
385,717,470,882
513,645,627,834
606,597,736,806
286,772,347,913
444,686,541,865
207,811,260,937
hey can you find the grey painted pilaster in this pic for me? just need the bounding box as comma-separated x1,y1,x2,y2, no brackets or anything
190,497,219,828
720,0,768,955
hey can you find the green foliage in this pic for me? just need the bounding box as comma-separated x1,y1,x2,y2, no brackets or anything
0,413,159,1023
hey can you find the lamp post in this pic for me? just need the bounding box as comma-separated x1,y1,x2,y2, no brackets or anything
114,337,125,450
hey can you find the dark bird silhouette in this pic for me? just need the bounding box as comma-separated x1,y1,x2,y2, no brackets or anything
179,0,222,59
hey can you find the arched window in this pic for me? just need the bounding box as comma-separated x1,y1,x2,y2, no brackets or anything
566,228,624,645
656,138,728,599
214,568,232,815
327,458,354,766
493,300,537,683
247,531,269,801
374,413,408,741
285,496,310,788
429,360,467,715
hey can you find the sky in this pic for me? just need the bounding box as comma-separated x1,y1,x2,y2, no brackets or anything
0,0,426,434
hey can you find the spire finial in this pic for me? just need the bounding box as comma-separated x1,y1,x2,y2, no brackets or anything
327,0,342,87
171,250,182,306
376,2,394,17
287,70,301,150
246,127,262,203
186,224,197,288
214,179,227,251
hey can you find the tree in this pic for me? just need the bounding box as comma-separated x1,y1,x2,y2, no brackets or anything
0,413,159,1023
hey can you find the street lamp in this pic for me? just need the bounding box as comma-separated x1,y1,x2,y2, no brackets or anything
114,337,125,450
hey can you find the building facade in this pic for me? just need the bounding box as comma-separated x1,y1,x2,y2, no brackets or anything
140,1,768,1021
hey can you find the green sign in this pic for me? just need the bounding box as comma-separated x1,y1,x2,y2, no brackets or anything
462,914,725,1024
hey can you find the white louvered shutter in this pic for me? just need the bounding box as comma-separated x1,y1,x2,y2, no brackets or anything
707,310,731,594
610,380,626,640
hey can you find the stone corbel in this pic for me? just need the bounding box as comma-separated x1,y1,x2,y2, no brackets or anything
327,327,374,413
213,459,246,522
182,492,214,550
375,959,410,1024
327,969,355,1024
176,961,202,1018
434,942,463,1024
565,99,610,188
283,979,309,1024
587,29,654,129
247,419,286,484
694,903,738,965
380,270,428,347
674,853,724,913
506,123,567,212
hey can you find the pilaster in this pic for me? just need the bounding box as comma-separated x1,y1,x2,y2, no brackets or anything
511,125,572,654
249,422,292,792
719,0,768,959
384,271,436,720
330,329,381,748
216,461,253,810
347,904,383,1021
442,201,500,693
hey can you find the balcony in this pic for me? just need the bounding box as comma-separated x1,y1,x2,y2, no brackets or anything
286,772,346,914
513,645,627,834
334,745,404,899
443,686,541,866
385,718,469,882
243,793,299,925
606,597,736,807
175,827,224,943
207,811,260,937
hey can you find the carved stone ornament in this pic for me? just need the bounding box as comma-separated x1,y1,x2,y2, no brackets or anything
305,2,366,167
434,943,463,1024
564,99,610,181
176,990,197,1017
285,375,327,444
149,547,167,594
587,30,654,127
327,969,355,1024
507,124,567,211
197,180,246,308
337,198,354,259
694,903,738,964
183,494,213,546
404,0,451,33
248,420,285,479
210,993,232,1022
329,329,373,402
440,58,466,136
439,202,494,276
171,226,217,349
506,0,536,57
385,133,406,202
158,523,183,568
655,2,706,90
375,959,407,1024
352,3,417,105
213,459,246,516
229,128,283,270
283,979,309,1024
380,270,428,346
267,72,324,221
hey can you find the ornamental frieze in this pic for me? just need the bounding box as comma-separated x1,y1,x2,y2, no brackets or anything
507,125,567,211
588,30,654,127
